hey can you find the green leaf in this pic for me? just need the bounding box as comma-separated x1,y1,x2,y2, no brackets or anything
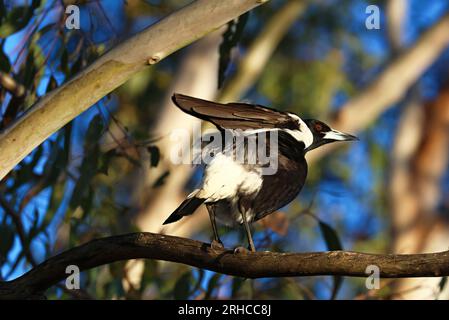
12,129,67,194
71,54,84,75
70,115,104,209
43,135,69,186
85,115,105,145
98,150,116,176
173,272,192,299
318,220,343,299
23,49,36,87
318,220,342,251
28,144,44,169
0,1,6,23
0,221,15,257
60,48,69,76
27,208,41,239
329,275,342,300
70,160,95,210
79,185,94,217
147,145,160,167
231,277,246,298
218,12,249,89
0,5,34,38
31,22,57,47
192,269,205,294
31,0,42,9
46,76,58,93
205,273,222,299
152,170,170,188
439,276,447,293
0,44,11,73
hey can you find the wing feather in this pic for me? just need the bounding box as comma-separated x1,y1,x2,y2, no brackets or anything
172,93,298,131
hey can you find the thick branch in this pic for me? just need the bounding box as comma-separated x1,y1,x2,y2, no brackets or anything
0,0,269,181
1,232,449,299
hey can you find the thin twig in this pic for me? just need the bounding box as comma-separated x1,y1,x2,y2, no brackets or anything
0,194,37,267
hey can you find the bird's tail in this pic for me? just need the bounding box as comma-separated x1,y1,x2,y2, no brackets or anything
162,190,205,225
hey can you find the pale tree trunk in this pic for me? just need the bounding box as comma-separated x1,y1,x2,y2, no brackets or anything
137,31,222,237
384,0,449,299
387,0,421,255
123,32,222,291
386,0,407,53
391,87,449,299
389,97,424,254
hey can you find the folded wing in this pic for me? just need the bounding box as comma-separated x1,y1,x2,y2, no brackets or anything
172,93,298,131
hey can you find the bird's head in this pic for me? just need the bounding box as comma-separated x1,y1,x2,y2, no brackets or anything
303,119,358,153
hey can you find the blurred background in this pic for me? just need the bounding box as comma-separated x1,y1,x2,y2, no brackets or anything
1,0,449,300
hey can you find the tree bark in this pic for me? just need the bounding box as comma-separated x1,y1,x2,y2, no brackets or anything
0,0,270,181
1,232,449,299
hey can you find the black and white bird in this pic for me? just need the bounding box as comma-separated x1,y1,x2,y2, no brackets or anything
163,93,357,252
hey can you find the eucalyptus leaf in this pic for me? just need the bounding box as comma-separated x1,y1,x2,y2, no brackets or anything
173,272,192,299
318,220,343,299
218,12,249,89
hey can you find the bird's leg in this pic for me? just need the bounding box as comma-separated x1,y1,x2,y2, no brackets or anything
240,209,256,252
207,205,223,250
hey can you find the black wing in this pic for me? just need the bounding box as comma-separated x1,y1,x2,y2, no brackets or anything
171,93,298,131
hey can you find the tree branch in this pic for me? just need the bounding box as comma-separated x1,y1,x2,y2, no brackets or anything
0,0,270,181
0,194,37,267
218,0,307,102
1,232,449,299
0,72,26,98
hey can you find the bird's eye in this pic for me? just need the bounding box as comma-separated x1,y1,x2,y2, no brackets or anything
314,123,323,132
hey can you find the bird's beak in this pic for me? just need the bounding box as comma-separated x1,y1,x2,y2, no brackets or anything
323,129,359,142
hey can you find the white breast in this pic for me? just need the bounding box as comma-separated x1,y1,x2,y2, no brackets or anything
199,153,263,202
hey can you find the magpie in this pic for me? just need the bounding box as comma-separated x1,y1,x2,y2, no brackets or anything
163,93,357,252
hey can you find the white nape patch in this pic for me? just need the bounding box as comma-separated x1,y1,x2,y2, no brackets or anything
245,114,314,149
199,153,263,202
285,113,313,148
287,112,302,122
239,128,278,135
323,129,348,141
186,189,200,198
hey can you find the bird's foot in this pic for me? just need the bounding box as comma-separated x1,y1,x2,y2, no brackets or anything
210,239,224,251
233,246,251,255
